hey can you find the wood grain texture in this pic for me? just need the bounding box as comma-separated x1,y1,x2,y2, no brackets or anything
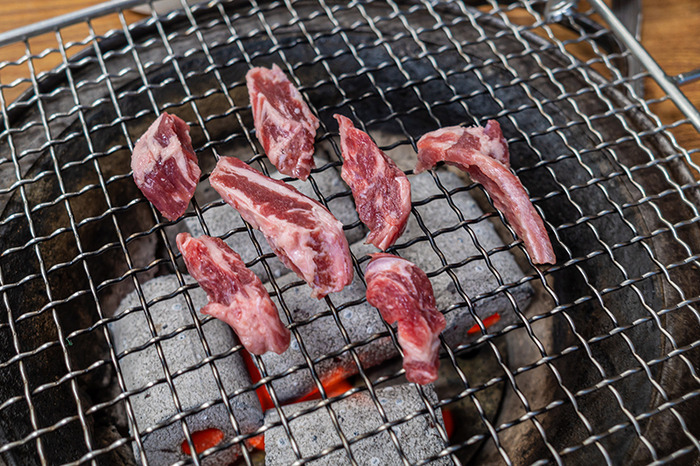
641,0,700,168
0,0,699,160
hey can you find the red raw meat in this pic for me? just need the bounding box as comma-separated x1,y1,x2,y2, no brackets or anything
364,253,446,385
335,114,411,250
209,156,353,299
177,233,290,355
247,64,319,181
131,113,201,221
415,121,556,264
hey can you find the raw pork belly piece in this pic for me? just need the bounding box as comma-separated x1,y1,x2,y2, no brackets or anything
415,120,556,264
131,113,200,221
335,114,411,250
365,253,446,384
209,156,353,298
247,64,319,181
177,232,290,354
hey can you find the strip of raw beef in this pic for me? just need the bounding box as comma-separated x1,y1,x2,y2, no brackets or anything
335,114,412,250
364,253,446,385
415,121,556,264
247,64,319,181
209,156,353,298
177,233,290,355
131,113,201,221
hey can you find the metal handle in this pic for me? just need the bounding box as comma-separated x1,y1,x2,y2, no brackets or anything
587,0,700,132
675,69,700,87
0,0,147,47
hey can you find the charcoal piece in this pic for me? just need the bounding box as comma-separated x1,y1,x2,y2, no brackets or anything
259,273,396,404
110,275,262,465
264,384,449,465
399,170,534,348
258,170,532,403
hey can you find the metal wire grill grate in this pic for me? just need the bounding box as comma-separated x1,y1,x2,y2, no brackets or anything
0,0,699,465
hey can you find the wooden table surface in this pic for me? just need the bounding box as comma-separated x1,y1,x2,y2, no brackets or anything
1,0,699,165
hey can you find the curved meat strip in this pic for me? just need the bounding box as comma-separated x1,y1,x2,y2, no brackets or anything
415,121,556,264
177,233,290,355
247,64,319,181
365,253,446,385
335,114,412,250
209,156,353,298
131,113,200,221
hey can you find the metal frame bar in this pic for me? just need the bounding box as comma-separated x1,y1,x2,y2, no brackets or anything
0,0,148,48
587,0,700,132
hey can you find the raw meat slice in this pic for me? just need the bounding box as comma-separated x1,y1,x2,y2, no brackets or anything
335,114,411,250
415,121,556,264
247,64,319,181
364,253,446,385
131,113,200,221
176,233,290,355
209,156,353,298
482,119,511,168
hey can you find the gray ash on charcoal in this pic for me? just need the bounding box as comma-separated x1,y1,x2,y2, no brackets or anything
110,275,262,465
259,273,396,404
264,383,449,465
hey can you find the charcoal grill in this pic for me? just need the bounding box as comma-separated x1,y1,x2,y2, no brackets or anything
1,0,699,465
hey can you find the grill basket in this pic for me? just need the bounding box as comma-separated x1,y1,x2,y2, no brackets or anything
0,1,699,465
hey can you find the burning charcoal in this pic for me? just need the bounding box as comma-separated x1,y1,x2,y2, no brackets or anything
259,273,396,404
258,170,532,404
110,275,262,465
264,384,450,465
400,170,534,348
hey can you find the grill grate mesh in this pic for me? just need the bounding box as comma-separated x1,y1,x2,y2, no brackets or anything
0,0,699,465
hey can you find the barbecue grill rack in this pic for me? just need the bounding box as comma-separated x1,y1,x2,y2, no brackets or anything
1,0,699,465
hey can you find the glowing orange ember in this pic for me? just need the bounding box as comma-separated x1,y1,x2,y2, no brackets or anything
243,350,354,409
441,408,454,439
467,313,501,335
242,350,275,411
241,351,356,452
295,367,354,403
246,434,265,451
181,428,224,455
